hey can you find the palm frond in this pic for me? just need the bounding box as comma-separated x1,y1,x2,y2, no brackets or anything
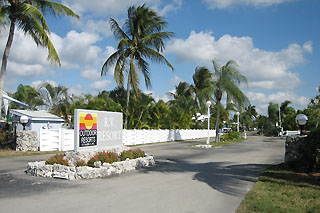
143,47,174,71
29,0,79,18
101,50,122,76
142,31,175,52
110,18,129,40
136,57,151,89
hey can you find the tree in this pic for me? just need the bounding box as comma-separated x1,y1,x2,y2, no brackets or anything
240,105,258,130
193,66,214,114
168,82,195,129
101,4,174,129
13,84,43,110
0,0,79,117
212,60,249,142
280,100,298,130
304,94,320,130
39,83,70,121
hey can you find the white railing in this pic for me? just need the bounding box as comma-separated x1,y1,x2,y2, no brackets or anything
39,129,216,151
39,128,74,151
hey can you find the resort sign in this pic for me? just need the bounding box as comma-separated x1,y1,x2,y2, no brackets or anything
74,109,123,151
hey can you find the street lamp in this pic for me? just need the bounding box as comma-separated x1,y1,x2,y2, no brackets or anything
20,115,29,130
296,114,308,136
206,101,212,144
236,112,240,132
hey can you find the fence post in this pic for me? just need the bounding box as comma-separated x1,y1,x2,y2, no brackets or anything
59,128,64,151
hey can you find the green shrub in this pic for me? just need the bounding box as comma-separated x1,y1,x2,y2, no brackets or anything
132,149,145,158
87,152,119,167
221,131,241,142
120,150,134,161
297,128,320,173
45,154,69,166
75,160,86,167
120,149,145,161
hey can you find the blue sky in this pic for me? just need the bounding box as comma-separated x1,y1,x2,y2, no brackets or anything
0,0,319,115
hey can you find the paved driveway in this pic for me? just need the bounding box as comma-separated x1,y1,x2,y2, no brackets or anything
0,136,285,213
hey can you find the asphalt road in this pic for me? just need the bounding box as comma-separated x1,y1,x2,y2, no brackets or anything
0,136,285,213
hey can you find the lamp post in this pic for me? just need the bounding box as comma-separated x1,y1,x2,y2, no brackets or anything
20,115,29,130
236,112,240,132
296,114,308,136
206,101,212,144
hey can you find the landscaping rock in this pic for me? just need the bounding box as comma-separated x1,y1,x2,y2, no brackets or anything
26,155,155,180
16,130,38,151
285,136,306,163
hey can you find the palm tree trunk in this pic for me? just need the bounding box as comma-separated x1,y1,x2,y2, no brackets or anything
0,19,16,118
215,100,221,142
124,75,131,129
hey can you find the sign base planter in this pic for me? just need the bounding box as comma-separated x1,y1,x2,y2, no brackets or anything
26,155,155,180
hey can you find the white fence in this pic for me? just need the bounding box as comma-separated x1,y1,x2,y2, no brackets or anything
39,129,216,151
281,130,300,137
122,129,216,146
39,128,74,151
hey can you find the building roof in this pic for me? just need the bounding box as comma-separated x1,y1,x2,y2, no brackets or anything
10,109,64,122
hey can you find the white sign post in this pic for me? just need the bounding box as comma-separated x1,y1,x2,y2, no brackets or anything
74,109,123,152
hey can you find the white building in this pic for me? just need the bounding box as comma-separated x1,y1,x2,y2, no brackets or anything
9,109,65,146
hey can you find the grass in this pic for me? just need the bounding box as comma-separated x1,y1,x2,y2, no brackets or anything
210,137,246,147
0,149,63,157
237,163,320,213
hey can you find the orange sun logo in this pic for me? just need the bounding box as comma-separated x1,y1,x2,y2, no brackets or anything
80,113,97,130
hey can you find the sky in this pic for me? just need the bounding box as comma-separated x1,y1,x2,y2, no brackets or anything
0,0,319,115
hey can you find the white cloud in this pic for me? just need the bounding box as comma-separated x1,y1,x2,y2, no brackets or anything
166,31,312,90
89,79,112,90
68,84,85,97
72,19,112,37
31,80,58,89
170,75,184,85
0,29,105,91
80,69,101,81
153,0,183,16
62,0,181,17
202,0,298,9
144,90,173,102
246,91,309,115
51,31,102,68
62,0,155,17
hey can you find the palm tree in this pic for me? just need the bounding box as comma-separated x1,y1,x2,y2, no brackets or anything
0,0,79,117
212,60,249,142
39,83,70,121
101,4,174,129
193,66,214,114
13,84,43,110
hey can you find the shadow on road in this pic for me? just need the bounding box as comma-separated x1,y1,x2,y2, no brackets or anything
139,158,271,196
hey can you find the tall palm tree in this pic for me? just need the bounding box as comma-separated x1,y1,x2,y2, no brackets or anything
0,0,79,116
193,66,214,114
212,60,249,142
101,4,174,129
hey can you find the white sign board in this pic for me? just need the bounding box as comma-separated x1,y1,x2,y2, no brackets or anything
74,109,123,151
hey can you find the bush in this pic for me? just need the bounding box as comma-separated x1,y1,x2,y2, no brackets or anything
221,131,241,142
75,160,86,167
132,149,145,158
45,154,69,166
120,149,145,161
298,128,320,173
87,152,119,167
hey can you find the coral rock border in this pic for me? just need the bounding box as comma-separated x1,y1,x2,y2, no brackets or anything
26,156,155,180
